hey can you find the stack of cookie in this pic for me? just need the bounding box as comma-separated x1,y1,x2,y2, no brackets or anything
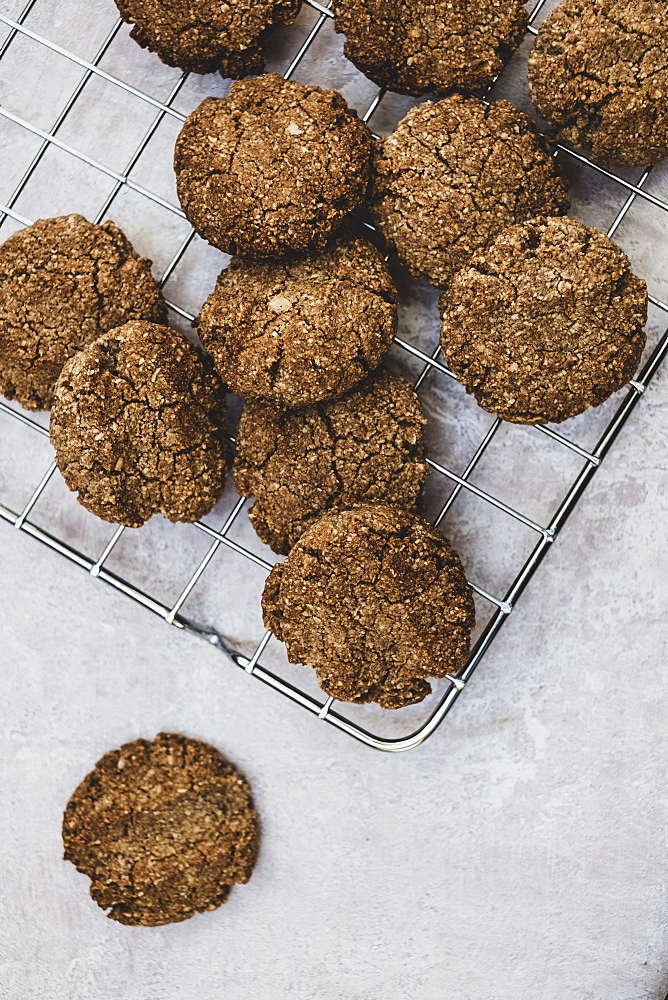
0,0,659,719
175,76,470,707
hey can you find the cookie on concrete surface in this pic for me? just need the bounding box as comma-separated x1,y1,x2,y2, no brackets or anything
63,733,259,926
262,504,475,708
369,94,569,289
529,0,668,166
174,75,372,256
115,0,301,76
50,320,231,527
234,368,429,554
0,214,165,411
198,231,396,408
333,0,528,96
439,216,648,424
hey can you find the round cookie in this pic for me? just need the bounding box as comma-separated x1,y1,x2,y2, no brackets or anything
63,733,259,926
439,216,648,424
198,231,397,408
114,0,300,76
332,0,528,97
262,504,475,708
234,368,429,554
0,214,165,411
174,75,372,256
529,0,668,167
50,320,231,527
369,94,570,289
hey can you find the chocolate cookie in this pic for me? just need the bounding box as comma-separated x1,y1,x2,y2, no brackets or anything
262,504,475,708
174,75,372,256
333,0,528,96
115,0,300,76
50,320,231,527
198,231,396,408
63,733,259,926
234,368,429,554
369,94,570,289
439,216,648,424
0,214,165,411
529,0,668,166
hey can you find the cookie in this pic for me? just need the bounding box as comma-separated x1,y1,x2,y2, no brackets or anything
0,214,165,411
529,0,668,166
63,733,259,926
174,75,372,256
333,0,528,97
198,231,396,408
439,216,648,424
115,0,300,76
234,368,429,554
262,504,475,708
50,320,231,527
369,94,570,289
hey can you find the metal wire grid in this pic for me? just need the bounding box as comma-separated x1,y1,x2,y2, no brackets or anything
0,0,666,751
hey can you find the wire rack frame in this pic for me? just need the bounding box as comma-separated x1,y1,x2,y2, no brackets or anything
0,0,667,752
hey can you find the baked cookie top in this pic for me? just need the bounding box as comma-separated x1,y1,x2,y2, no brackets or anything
115,0,300,76
529,0,668,166
333,0,528,96
234,368,429,554
50,320,231,527
198,231,396,408
0,214,165,411
262,503,475,708
439,215,648,424
369,95,569,289
63,733,259,926
174,75,372,256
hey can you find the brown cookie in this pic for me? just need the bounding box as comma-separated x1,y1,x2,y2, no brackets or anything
63,733,259,926
369,94,570,289
262,504,475,708
115,0,300,76
0,214,165,411
333,0,528,96
198,231,396,408
439,216,648,424
174,75,372,257
529,0,668,166
50,320,231,527
234,368,429,554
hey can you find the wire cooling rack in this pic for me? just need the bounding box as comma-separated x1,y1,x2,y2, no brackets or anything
0,0,667,752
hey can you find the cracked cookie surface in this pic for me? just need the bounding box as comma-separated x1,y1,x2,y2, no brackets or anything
529,0,668,166
439,216,648,424
50,320,231,527
333,0,528,97
369,94,570,289
114,0,300,76
174,75,373,256
262,503,475,708
63,732,259,927
0,214,165,411
198,231,397,407
234,368,429,554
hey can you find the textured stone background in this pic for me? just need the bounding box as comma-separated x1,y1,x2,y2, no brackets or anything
1,1,667,998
